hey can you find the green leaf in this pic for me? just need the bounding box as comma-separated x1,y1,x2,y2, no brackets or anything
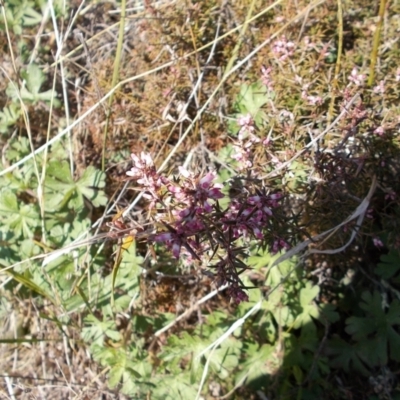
234,82,269,126
22,6,43,26
21,64,45,95
292,282,320,329
0,104,20,133
5,268,56,304
387,326,400,362
284,323,318,370
77,166,107,207
376,249,400,279
345,315,376,341
0,189,19,214
326,337,370,375
45,161,107,210
151,374,198,400
248,247,275,270
300,282,319,306
4,136,31,161
0,189,39,239
345,290,400,366
6,64,59,106
319,303,340,323
82,315,121,346
235,343,275,386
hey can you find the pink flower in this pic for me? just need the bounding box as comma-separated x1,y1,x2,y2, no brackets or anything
373,237,384,248
178,166,192,179
348,67,366,86
272,238,290,254
231,145,252,169
154,231,182,258
196,172,223,197
195,172,224,210
237,113,255,139
168,184,186,200
396,68,400,82
385,191,396,201
262,138,271,147
248,192,282,210
227,285,249,304
126,152,165,205
303,36,313,48
373,80,385,94
176,170,224,213
279,109,294,121
301,85,323,106
374,126,385,136
261,65,274,91
306,95,323,106
272,36,295,61
199,172,215,190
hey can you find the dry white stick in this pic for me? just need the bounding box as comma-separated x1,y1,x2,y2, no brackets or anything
272,175,377,267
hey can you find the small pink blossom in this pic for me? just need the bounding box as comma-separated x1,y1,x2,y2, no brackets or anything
237,113,255,139
385,191,396,201
154,231,182,258
178,166,192,178
348,67,366,86
168,184,186,200
396,68,400,81
231,144,252,170
126,152,165,206
373,237,384,248
199,172,215,190
175,170,224,213
279,109,294,121
261,65,274,91
196,172,224,199
305,95,323,106
373,80,385,94
262,138,271,147
272,238,291,254
227,285,249,304
301,85,323,106
126,152,154,177
373,126,385,136
272,36,295,61
303,36,314,48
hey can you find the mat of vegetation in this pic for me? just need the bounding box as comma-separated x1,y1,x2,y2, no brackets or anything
1,0,400,399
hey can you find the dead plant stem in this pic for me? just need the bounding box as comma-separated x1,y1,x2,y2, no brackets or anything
326,0,343,138
101,0,127,171
368,0,387,86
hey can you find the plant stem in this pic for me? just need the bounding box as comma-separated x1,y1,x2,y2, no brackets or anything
368,0,387,87
101,0,127,171
326,0,343,137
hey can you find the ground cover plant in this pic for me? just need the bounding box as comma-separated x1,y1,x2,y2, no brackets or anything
1,0,400,399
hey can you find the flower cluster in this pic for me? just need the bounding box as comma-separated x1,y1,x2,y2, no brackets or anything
301,81,323,106
222,193,276,239
124,152,289,304
348,67,366,86
126,152,167,207
272,35,295,61
153,169,224,260
261,65,274,91
232,114,261,170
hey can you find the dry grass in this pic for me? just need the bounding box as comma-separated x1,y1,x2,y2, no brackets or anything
0,298,127,399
